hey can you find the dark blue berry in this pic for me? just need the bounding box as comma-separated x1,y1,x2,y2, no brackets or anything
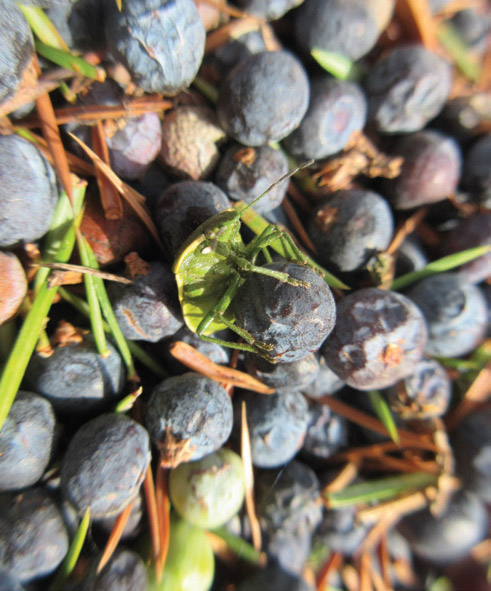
215,144,289,214
217,51,310,146
397,491,487,565
104,0,205,94
155,180,230,259
82,549,147,591
210,28,268,76
46,0,104,52
461,135,491,208
394,236,428,278
302,355,345,399
0,135,57,247
322,288,427,390
308,189,393,273
406,273,488,357
236,567,314,591
244,352,319,393
235,389,309,468
366,45,452,133
107,261,183,342
314,503,369,556
95,493,143,541
0,1,34,103
61,413,151,518
283,77,367,160
384,130,461,209
234,262,336,363
301,402,348,460
386,358,451,420
294,0,379,61
449,8,490,54
0,488,69,583
233,0,304,20
24,335,125,414
0,392,56,492
145,373,233,467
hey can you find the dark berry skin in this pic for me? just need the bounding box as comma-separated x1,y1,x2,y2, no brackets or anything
406,273,488,357
0,392,56,492
145,373,233,466
107,261,183,342
451,408,491,503
0,488,69,583
0,135,57,248
24,335,125,414
81,549,147,591
294,0,379,61
217,51,310,146
366,45,452,133
283,77,367,161
386,358,451,420
0,251,27,325
308,189,393,273
236,566,314,591
397,491,487,565
0,1,34,103
46,0,104,52
301,402,348,461
256,461,322,575
235,389,309,468
60,413,151,518
244,352,319,393
302,355,345,399
233,0,304,20
461,135,491,208
384,130,462,209
234,262,336,363
104,0,205,94
155,180,230,259
314,503,369,556
322,288,427,390
215,144,289,214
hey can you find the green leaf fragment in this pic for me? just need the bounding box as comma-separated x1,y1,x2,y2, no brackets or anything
211,527,265,565
367,390,400,444
311,48,362,81
324,472,437,507
18,4,69,50
390,245,491,291
35,40,102,80
437,22,481,82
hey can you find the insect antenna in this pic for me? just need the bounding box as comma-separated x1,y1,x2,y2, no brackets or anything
237,159,315,216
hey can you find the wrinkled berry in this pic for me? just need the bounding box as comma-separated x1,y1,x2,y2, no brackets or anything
82,549,147,591
301,402,348,460
244,352,319,393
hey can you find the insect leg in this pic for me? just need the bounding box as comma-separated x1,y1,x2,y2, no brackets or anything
195,271,242,336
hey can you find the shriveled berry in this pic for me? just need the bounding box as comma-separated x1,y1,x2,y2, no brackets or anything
104,0,205,94
145,373,233,467
160,106,226,180
169,448,245,529
0,251,27,325
386,358,451,420
308,189,393,273
236,389,309,468
217,51,310,146
24,335,125,414
283,78,367,161
0,392,56,492
366,45,452,133
406,273,487,357
60,413,151,518
155,181,230,259
234,262,336,363
294,0,379,61
301,402,348,460
384,130,461,209
107,261,183,342
0,135,57,247
0,488,68,583
215,144,289,213
322,288,427,390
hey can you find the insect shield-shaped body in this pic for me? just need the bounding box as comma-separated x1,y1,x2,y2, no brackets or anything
172,162,335,361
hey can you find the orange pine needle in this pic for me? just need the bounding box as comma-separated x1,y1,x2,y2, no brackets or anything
316,551,343,591
395,0,437,50
445,363,491,430
91,123,123,220
97,498,136,574
155,463,170,581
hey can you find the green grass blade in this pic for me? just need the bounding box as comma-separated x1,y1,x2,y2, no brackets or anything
390,245,491,291
0,183,86,431
18,4,69,50
58,288,167,379
311,48,362,81
76,235,109,357
324,472,437,508
34,40,102,80
49,508,91,590
367,390,400,444
437,22,481,82
211,527,265,565
238,204,350,290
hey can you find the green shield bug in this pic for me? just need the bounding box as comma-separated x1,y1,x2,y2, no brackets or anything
172,160,331,358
